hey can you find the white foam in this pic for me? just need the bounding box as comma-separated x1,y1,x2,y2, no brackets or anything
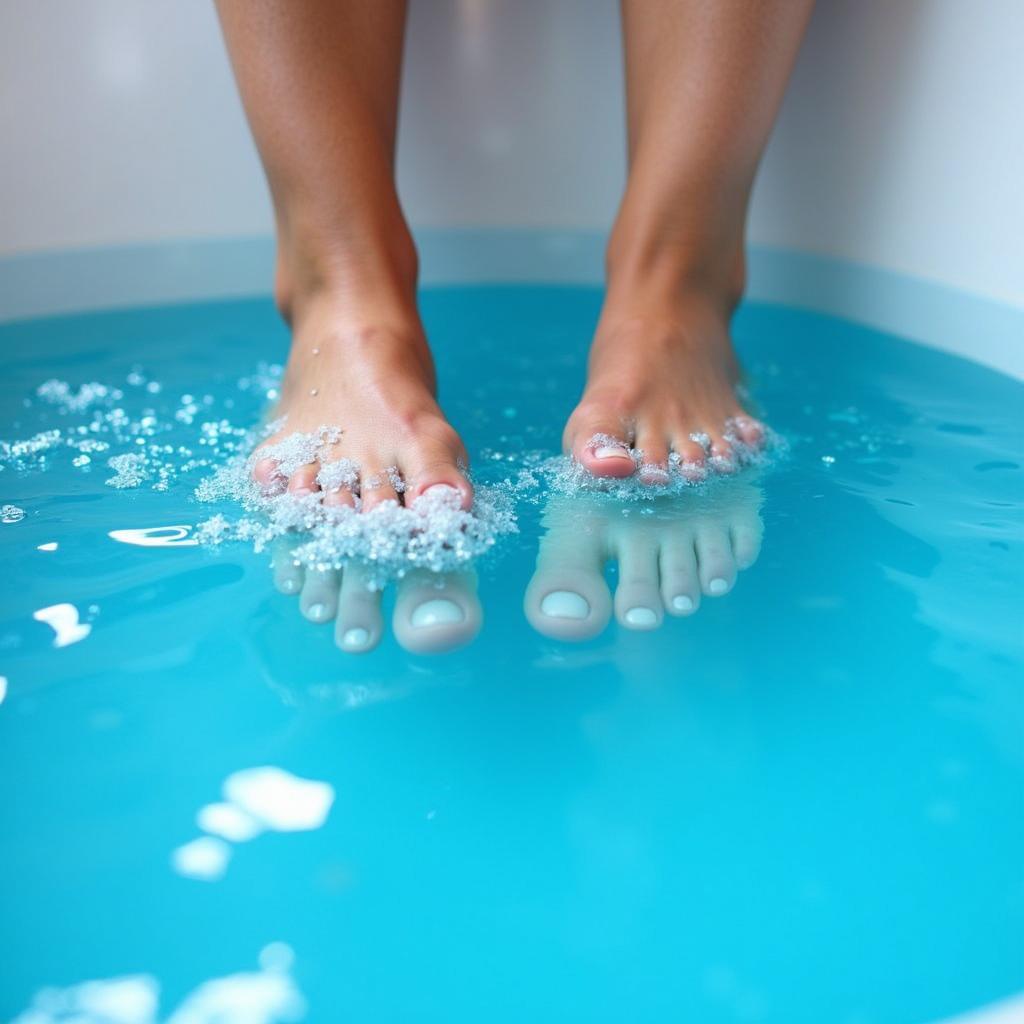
196,802,264,842
222,766,334,833
194,432,517,587
170,836,231,882
164,967,305,1024
33,603,92,648
10,947,304,1024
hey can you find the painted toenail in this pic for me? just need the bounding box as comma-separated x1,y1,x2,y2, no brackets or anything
419,483,458,499
624,606,658,627
341,627,369,649
708,577,729,596
672,595,695,612
306,602,327,621
594,445,632,460
411,599,464,628
540,591,590,619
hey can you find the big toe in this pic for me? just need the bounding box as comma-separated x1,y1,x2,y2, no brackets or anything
524,563,612,642
402,435,474,510
394,570,481,654
566,408,637,479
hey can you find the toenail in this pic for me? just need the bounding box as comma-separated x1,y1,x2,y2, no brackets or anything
418,483,458,501
341,627,370,649
306,602,327,622
708,577,729,596
411,599,464,629
279,578,299,594
290,486,314,497
640,465,670,483
624,606,658,628
540,591,590,620
671,594,695,613
594,445,632,460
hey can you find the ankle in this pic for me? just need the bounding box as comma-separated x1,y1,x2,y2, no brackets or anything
274,215,419,324
605,229,745,316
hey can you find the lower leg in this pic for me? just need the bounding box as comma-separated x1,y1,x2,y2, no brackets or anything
216,0,472,509
565,0,814,478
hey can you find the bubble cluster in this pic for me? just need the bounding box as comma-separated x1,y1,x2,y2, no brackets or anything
0,370,259,490
194,429,517,589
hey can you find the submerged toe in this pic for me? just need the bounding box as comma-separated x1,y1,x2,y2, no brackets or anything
393,571,481,654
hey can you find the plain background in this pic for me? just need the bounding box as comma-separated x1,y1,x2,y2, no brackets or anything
0,0,1021,308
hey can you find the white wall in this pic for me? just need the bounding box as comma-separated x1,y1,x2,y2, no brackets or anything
0,0,1021,308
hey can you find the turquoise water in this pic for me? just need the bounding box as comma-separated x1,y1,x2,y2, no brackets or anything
0,284,1022,1022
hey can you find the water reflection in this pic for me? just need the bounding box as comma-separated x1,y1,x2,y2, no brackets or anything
10,944,305,1024
525,474,764,641
172,766,335,883
270,540,482,655
266,474,765,656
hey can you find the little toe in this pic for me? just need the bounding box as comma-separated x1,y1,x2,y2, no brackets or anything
695,522,737,597
287,463,321,497
300,568,340,624
334,565,384,653
393,570,482,654
659,534,701,616
613,532,664,630
271,540,304,596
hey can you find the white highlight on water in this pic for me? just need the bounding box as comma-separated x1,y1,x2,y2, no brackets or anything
109,526,198,548
196,801,264,842
33,603,92,648
222,766,334,833
10,945,305,1024
170,836,231,882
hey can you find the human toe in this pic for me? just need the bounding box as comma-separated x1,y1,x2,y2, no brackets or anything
393,570,481,654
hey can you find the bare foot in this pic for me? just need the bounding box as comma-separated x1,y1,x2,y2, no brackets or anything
524,475,764,642
252,293,473,512
564,285,764,481
272,539,482,656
